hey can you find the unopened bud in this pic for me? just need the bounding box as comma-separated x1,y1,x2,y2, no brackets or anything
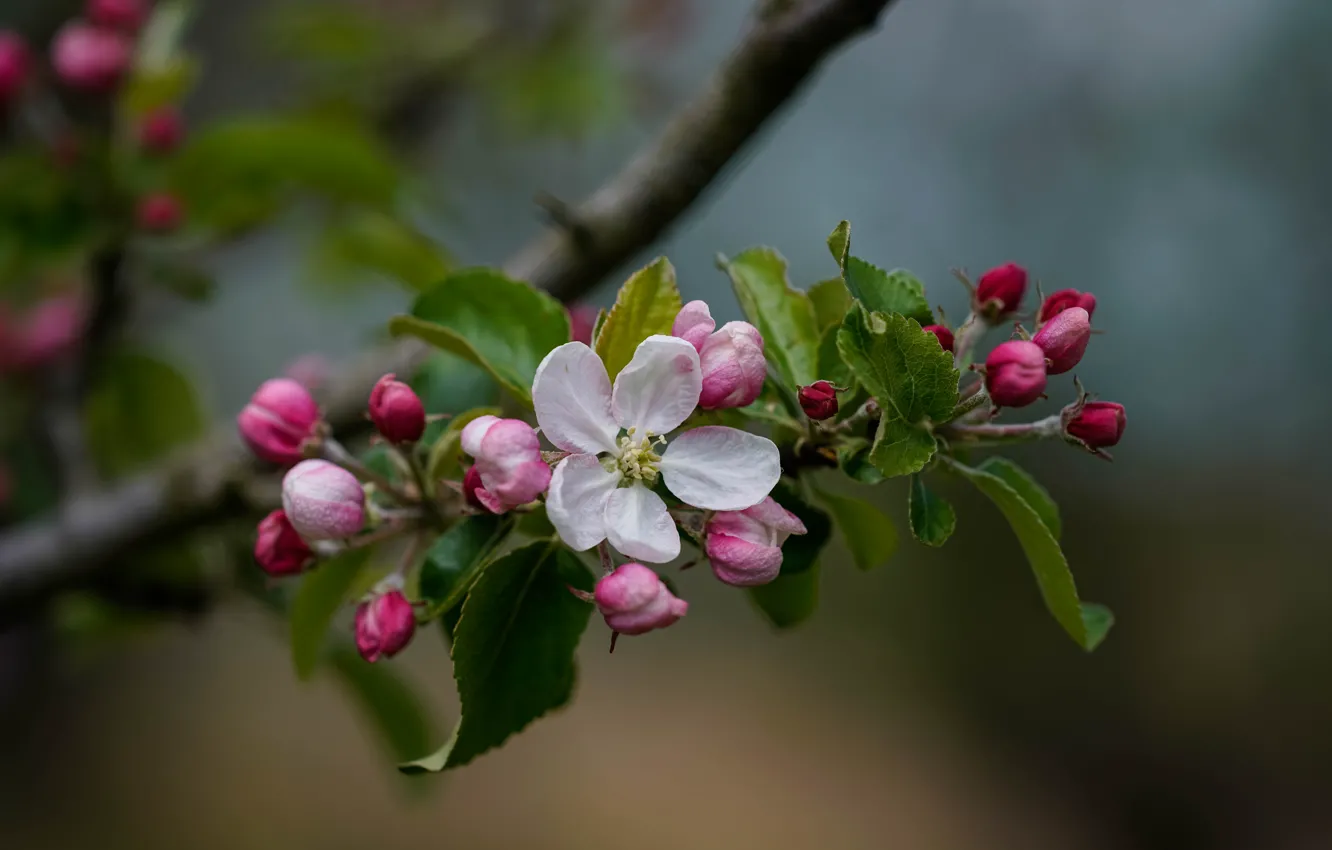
136,192,183,232
594,562,688,636
368,373,425,444
10,294,86,369
698,321,765,409
238,377,321,465
355,590,416,662
798,380,839,421
0,32,30,104
138,107,184,154
461,415,551,513
1065,401,1126,449
671,300,716,353
254,509,312,577
87,0,147,32
281,459,366,541
1037,288,1096,324
974,262,1027,320
922,324,954,352
985,340,1047,408
51,21,130,91
705,496,808,587
1031,306,1090,375
567,303,598,346
462,465,487,510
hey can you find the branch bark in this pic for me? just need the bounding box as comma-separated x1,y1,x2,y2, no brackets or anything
0,0,899,610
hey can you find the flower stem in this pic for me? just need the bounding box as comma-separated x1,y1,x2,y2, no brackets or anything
938,414,1063,447
945,386,990,423
322,438,416,505
951,312,988,372
597,541,615,576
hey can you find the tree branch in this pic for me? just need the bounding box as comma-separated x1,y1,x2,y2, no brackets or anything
0,0,900,612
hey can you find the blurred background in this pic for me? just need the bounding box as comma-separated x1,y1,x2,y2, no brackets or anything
2,0,1331,848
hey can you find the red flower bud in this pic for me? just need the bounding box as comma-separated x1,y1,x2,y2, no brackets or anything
921,324,954,352
1037,288,1097,324
0,32,31,104
138,107,184,154
594,563,687,636
136,192,183,232
462,465,488,510
567,304,598,346
368,373,425,444
1065,401,1125,449
254,510,312,577
87,0,147,32
985,340,1047,408
974,262,1027,319
51,21,131,91
355,590,417,662
798,380,839,420
1031,306,1091,375
238,377,321,465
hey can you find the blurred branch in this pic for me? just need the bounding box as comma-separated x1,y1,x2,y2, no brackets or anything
0,0,900,614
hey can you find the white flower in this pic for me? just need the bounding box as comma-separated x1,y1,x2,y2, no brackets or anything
533,335,781,563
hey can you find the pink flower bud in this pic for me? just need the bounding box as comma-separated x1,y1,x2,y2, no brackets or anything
985,340,1047,408
0,32,31,104
594,562,688,635
1065,401,1126,449
368,373,425,444
355,590,416,662
138,107,183,154
705,496,807,587
922,324,954,352
11,294,86,369
254,509,312,577
974,262,1027,318
282,353,330,390
798,380,838,421
51,22,131,91
136,192,183,232
567,304,598,346
237,377,321,465
462,465,487,511
460,415,551,513
1037,288,1097,324
281,459,365,540
698,321,765,410
671,300,716,353
87,0,147,32
1031,306,1090,375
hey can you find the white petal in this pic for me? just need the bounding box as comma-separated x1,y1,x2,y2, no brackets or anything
610,335,701,434
660,426,781,511
604,485,680,564
532,342,618,454
459,415,499,458
546,454,619,551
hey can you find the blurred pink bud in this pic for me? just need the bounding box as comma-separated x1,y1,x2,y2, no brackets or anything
51,21,130,91
238,377,321,465
254,509,312,577
594,562,688,636
282,353,330,390
137,107,183,153
12,295,86,368
368,373,425,444
1031,306,1090,375
671,300,715,352
87,0,147,32
460,415,551,513
985,340,1047,408
0,31,30,103
568,304,598,346
355,590,416,662
974,262,1027,319
1037,288,1097,324
698,321,765,410
798,380,838,421
136,192,183,232
922,324,954,352
281,459,365,540
704,496,807,587
1065,401,1126,449
462,465,487,511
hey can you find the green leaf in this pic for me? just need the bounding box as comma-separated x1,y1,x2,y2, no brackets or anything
908,474,956,547
400,543,593,773
290,548,372,680
748,564,820,630
977,457,1061,539
424,405,502,482
121,57,198,115
948,461,1111,651
328,644,435,764
769,483,833,577
816,323,852,388
809,277,851,330
418,514,514,619
843,258,934,325
311,209,451,292
721,247,820,389
391,268,570,404
144,260,215,301
85,349,205,477
594,257,682,379
826,220,851,269
837,305,958,478
835,437,885,485
815,487,898,571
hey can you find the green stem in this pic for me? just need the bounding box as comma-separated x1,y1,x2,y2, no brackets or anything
939,413,1063,446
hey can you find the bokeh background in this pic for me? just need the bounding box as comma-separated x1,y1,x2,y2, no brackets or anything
3,0,1331,848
